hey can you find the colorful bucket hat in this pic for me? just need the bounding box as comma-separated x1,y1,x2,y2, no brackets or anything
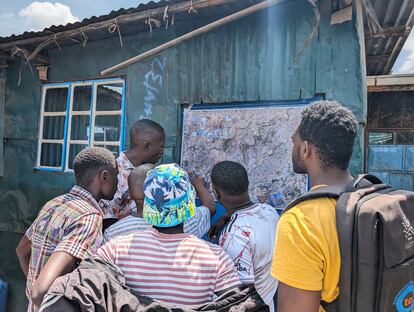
143,163,196,227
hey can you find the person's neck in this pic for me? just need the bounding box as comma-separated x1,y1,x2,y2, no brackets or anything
155,223,184,235
222,194,253,216
308,167,353,189
77,183,101,202
124,149,145,167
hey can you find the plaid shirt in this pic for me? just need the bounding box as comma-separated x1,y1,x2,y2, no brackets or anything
25,186,103,312
100,152,136,219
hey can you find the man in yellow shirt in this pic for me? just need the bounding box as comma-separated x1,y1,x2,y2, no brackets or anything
271,100,358,312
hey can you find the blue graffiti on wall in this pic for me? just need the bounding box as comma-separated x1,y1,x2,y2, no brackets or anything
140,57,166,119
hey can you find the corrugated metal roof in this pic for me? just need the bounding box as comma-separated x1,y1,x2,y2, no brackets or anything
0,0,248,46
0,0,412,75
365,0,414,75
0,0,181,44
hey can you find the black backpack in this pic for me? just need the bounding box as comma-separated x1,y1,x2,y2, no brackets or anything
283,174,414,312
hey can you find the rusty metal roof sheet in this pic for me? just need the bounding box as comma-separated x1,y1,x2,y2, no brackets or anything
365,0,414,75
0,0,412,75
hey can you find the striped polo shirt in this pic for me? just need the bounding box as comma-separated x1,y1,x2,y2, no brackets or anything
103,206,211,241
95,228,241,306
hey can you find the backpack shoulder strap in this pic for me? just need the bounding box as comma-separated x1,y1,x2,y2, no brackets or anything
282,186,344,215
346,174,384,192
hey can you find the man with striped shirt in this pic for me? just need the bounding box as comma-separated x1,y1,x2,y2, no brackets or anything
104,164,215,241
95,164,241,306
16,147,119,311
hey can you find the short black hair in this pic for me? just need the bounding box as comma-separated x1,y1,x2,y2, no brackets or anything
211,161,249,195
130,119,165,147
298,100,357,170
73,147,117,185
128,163,155,190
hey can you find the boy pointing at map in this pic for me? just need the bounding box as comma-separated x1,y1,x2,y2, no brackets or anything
210,160,279,312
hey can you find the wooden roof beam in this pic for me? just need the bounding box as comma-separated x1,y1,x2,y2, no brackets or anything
0,52,9,60
30,53,49,65
366,25,412,39
101,0,291,76
1,48,49,64
0,0,240,51
366,54,391,63
383,11,414,74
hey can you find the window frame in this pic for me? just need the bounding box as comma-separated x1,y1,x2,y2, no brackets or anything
36,78,126,172
367,129,414,146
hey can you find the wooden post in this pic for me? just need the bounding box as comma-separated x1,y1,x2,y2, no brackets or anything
101,0,288,76
0,69,5,177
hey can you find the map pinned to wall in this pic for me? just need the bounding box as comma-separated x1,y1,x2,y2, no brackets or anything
180,104,308,208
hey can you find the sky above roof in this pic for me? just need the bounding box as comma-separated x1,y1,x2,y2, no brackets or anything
0,1,413,74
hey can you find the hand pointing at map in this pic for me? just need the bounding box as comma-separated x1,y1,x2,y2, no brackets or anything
188,172,216,217
189,173,206,188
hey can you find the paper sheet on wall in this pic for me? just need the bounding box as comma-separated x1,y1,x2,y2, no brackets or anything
180,105,308,208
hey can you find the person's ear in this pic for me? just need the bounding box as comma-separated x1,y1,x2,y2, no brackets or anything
301,140,311,160
213,187,221,201
99,170,109,183
143,141,150,151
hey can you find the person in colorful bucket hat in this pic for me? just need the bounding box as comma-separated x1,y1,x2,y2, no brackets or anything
95,163,241,306
103,162,216,241
143,163,197,227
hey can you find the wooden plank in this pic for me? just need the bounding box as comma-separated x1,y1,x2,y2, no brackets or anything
368,85,414,92
102,0,289,76
0,52,9,60
31,53,49,64
0,70,5,177
383,14,414,74
366,54,391,63
366,77,376,86
366,25,412,39
330,5,352,25
367,74,414,87
339,0,352,8
1,48,49,64
376,75,414,86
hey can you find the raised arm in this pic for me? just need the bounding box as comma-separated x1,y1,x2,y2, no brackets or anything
191,175,216,215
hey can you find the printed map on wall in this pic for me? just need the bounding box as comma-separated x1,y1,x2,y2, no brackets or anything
180,105,308,208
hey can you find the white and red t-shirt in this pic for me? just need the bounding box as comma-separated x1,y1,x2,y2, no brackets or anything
95,228,241,306
219,203,279,311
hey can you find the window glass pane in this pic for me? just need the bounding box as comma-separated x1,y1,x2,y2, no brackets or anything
73,85,92,111
43,116,65,140
94,144,120,158
94,115,120,142
44,88,68,112
96,83,123,111
40,143,62,167
368,132,393,145
68,144,88,169
395,131,414,145
71,115,90,141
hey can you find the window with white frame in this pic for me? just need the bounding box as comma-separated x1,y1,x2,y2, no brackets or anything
36,78,125,171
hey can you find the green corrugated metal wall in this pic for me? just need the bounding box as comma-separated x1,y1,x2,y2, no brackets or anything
0,0,367,310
